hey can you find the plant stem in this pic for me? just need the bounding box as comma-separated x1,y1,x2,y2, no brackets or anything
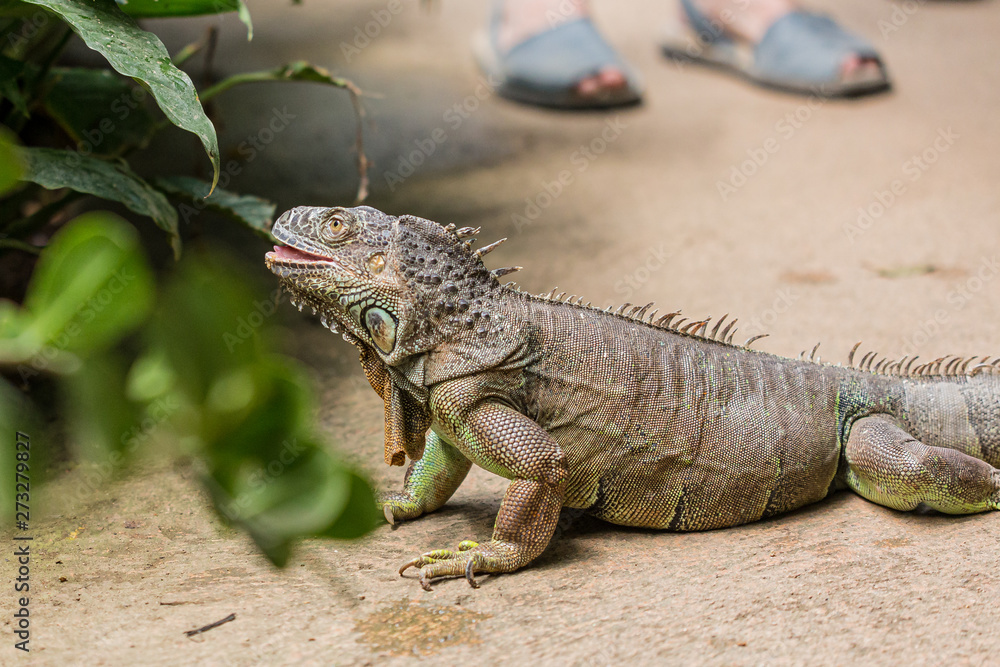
199,72,279,103
0,238,42,255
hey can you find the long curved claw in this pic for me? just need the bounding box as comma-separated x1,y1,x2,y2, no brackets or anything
398,541,487,590
383,504,395,526
399,557,422,577
464,557,481,589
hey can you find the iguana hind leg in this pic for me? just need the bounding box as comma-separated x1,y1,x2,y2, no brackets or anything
845,415,1000,513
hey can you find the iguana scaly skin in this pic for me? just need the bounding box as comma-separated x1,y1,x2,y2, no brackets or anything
265,205,1000,590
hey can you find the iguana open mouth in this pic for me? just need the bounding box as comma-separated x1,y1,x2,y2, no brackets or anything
266,245,329,264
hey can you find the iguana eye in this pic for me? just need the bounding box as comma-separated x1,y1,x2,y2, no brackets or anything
323,212,350,241
367,253,386,275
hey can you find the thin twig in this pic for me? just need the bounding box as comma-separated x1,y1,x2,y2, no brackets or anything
342,79,369,203
184,613,236,638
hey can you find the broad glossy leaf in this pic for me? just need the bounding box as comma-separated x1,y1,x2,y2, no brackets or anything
0,1,40,17
155,176,275,239
21,0,220,189
115,0,252,40
43,67,156,156
18,147,180,256
21,211,153,356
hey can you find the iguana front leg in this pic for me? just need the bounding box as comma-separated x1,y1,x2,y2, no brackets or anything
380,431,472,523
400,393,568,590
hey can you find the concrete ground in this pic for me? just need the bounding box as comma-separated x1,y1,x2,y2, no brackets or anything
6,0,1000,664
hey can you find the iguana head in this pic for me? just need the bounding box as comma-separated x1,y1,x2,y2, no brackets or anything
265,206,510,367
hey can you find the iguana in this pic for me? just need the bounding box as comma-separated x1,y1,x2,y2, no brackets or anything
265,205,1000,591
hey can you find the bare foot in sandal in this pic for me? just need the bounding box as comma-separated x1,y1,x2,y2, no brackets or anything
694,0,884,87
665,0,890,96
479,0,643,108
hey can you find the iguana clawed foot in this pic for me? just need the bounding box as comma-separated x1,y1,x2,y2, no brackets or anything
378,491,424,526
400,540,517,591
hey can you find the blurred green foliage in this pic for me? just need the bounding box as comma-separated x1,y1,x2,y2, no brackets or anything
0,195,380,562
0,1,379,564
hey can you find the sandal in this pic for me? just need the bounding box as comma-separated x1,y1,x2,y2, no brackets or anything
661,0,890,98
474,5,643,109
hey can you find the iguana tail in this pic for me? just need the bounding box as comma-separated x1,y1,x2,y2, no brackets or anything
841,373,1000,513
898,374,1000,468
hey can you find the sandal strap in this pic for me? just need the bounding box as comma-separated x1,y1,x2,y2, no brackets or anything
755,11,880,84
679,0,730,44
496,18,632,90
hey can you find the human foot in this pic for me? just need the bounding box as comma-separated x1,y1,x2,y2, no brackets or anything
476,0,642,108
497,0,627,99
664,0,889,96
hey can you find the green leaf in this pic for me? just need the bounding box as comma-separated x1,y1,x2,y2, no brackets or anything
43,67,157,156
116,0,253,39
19,211,153,358
62,350,144,462
235,0,252,40
203,360,313,470
150,252,272,402
155,176,275,240
115,0,239,17
209,443,378,567
200,60,360,102
0,126,23,195
322,470,380,540
20,0,220,189
18,147,180,256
